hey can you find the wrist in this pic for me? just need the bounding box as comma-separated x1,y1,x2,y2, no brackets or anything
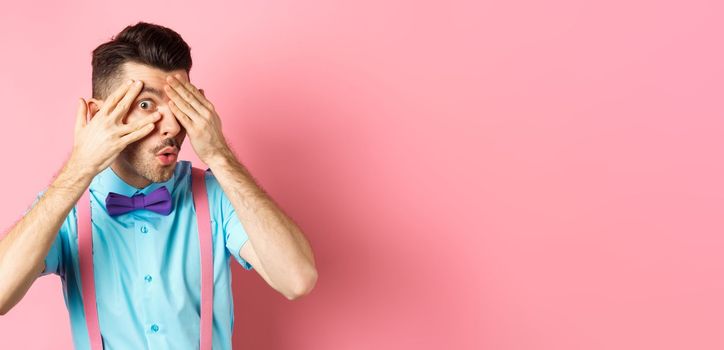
205,147,235,170
49,162,93,196
61,156,97,186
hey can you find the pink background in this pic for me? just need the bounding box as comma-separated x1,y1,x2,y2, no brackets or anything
1,0,723,349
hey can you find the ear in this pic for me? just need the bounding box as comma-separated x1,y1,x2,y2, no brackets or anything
86,98,103,120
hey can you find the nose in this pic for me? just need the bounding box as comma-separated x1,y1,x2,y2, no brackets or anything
156,105,183,137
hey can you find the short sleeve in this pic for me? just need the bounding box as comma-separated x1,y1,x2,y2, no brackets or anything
25,190,67,277
204,170,253,271
40,226,64,277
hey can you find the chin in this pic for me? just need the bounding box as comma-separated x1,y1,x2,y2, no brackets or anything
156,166,175,182
139,161,175,183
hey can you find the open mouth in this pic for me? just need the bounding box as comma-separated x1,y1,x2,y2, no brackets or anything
157,153,177,165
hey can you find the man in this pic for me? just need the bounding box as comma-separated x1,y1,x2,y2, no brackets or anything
0,21,317,349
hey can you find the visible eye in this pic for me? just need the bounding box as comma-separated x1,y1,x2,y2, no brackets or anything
138,99,156,111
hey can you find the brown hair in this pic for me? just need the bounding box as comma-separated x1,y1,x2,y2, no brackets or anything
91,21,192,99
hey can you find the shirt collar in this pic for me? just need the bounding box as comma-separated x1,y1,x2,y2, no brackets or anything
91,162,180,199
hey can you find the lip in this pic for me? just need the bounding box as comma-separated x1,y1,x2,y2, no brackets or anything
156,147,178,156
156,153,177,166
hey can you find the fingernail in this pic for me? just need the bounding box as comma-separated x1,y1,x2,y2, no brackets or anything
127,80,134,85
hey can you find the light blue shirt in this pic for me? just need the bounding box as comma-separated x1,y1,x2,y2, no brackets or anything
30,160,253,349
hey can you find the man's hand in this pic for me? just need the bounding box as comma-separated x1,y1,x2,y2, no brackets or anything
72,80,161,176
164,74,231,165
164,75,318,299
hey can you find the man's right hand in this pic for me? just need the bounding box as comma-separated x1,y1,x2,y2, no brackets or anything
69,79,161,176
0,81,159,313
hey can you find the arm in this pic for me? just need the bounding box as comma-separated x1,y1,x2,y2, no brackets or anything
161,73,317,300
208,150,317,300
0,158,94,315
0,80,166,315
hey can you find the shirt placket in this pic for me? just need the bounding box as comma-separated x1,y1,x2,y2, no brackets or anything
134,218,164,344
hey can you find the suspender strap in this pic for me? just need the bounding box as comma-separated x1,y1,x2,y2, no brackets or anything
192,167,214,350
78,166,214,350
78,189,102,349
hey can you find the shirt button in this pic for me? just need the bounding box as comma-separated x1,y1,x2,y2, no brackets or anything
144,275,152,283
151,324,159,332
140,226,148,234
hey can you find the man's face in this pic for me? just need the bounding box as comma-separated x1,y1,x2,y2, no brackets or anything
89,61,188,187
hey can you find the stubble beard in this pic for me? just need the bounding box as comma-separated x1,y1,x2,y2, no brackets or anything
122,142,175,184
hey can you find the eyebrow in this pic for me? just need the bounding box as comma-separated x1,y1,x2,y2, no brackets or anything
139,86,164,98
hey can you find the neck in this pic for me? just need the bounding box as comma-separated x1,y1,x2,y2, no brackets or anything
110,161,151,190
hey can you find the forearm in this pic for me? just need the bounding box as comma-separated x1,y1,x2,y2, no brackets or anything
0,158,94,314
207,150,316,294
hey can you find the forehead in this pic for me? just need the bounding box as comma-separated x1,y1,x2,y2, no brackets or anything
120,61,189,89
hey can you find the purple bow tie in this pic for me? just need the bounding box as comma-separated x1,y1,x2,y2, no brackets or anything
105,186,173,217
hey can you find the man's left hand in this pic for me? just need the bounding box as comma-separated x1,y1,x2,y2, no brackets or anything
165,73,230,165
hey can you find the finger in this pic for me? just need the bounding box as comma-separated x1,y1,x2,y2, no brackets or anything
188,85,213,111
168,100,193,128
110,80,144,123
75,98,87,135
165,76,207,115
164,84,202,118
119,112,161,135
100,79,135,115
119,121,156,146
174,74,213,110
